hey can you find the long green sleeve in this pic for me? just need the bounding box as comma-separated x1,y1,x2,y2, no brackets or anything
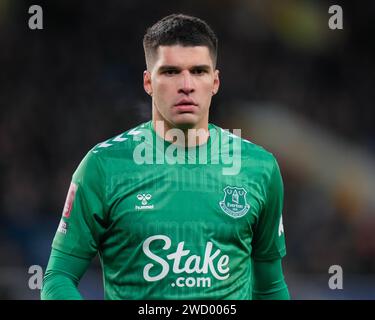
252,258,290,300
41,248,91,300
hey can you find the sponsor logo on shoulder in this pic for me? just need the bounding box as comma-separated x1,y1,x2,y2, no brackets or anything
57,219,68,234
278,215,284,236
219,186,250,218
62,182,78,218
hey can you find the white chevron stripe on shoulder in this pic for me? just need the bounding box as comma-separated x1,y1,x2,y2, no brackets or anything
220,128,253,144
113,133,128,142
97,141,113,148
127,128,142,136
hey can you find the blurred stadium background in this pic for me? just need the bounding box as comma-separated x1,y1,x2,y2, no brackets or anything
0,0,374,299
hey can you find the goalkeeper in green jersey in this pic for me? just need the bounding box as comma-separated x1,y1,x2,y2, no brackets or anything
41,13,290,300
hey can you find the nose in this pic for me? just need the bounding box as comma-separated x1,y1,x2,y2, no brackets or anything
178,70,194,95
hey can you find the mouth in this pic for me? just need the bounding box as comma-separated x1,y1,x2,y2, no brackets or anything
174,99,198,113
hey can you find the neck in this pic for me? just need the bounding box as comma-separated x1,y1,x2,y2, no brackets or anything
152,118,209,148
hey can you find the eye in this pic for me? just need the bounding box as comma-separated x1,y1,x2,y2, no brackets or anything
163,69,178,75
192,68,207,75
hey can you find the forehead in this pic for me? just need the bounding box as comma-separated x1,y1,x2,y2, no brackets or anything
154,45,213,68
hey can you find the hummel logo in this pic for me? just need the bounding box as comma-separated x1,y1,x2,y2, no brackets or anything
135,194,154,210
137,194,152,205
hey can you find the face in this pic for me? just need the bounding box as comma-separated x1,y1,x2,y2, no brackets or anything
144,45,220,131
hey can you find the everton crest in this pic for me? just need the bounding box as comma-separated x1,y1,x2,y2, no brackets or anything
219,186,250,218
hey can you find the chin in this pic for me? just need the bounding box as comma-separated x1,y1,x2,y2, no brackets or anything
172,115,199,129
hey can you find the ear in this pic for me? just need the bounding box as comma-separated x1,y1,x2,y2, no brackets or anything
143,70,152,96
212,69,220,95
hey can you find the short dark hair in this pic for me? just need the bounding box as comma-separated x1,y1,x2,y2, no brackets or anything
143,14,218,69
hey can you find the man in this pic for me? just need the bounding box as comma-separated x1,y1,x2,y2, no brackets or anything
41,14,289,300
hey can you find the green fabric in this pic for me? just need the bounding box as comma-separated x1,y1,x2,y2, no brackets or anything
252,258,290,300
47,120,287,299
41,248,90,300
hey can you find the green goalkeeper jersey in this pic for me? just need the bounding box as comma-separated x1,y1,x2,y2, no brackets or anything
52,120,286,299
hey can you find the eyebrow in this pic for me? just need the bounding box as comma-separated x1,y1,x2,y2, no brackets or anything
158,65,212,72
